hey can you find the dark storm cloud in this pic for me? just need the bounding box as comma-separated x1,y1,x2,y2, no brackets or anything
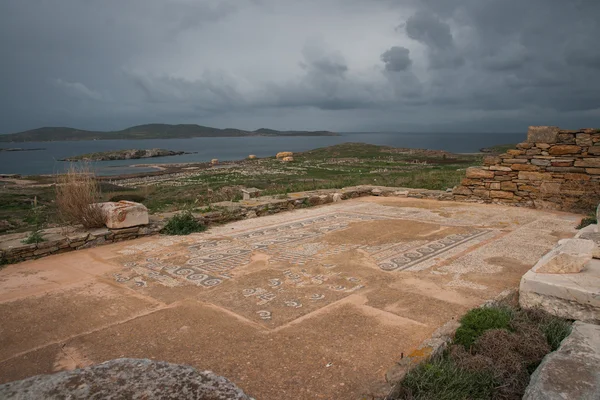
1,0,600,133
381,47,412,72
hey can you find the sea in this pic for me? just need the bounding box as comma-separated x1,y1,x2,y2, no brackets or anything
0,132,525,176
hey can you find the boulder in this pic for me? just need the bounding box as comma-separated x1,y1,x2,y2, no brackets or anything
210,159,219,165
523,322,600,400
532,239,594,274
332,193,342,202
282,156,294,162
248,155,257,159
0,358,253,400
276,151,293,159
527,126,560,144
465,167,494,179
98,201,149,229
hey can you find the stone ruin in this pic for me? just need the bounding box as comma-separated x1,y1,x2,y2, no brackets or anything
453,126,600,211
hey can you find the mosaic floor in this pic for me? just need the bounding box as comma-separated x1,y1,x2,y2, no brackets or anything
0,197,581,400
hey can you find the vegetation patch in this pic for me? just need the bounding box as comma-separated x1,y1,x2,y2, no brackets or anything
576,212,597,229
390,306,572,400
162,211,206,235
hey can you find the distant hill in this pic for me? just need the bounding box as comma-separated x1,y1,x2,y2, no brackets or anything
0,124,339,142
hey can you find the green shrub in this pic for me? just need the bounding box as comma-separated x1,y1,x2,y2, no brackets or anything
22,230,45,244
540,317,572,351
109,194,146,203
162,211,206,235
399,358,496,400
454,306,513,349
576,212,597,229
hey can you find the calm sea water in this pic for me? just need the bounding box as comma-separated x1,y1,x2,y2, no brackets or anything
0,132,524,176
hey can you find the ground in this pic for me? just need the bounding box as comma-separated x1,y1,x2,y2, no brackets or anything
0,197,580,399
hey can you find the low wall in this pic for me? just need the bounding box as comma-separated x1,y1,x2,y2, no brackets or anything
0,185,452,265
453,126,600,211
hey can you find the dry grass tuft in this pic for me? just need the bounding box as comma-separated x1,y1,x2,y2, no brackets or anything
55,163,106,228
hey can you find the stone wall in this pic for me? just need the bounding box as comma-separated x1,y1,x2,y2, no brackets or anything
0,185,452,265
453,126,600,211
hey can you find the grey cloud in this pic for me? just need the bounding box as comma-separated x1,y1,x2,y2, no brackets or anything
381,46,412,71
405,11,453,49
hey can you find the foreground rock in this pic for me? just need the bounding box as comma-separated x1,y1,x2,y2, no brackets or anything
532,238,594,274
0,358,253,400
524,322,600,400
98,201,149,229
60,148,190,161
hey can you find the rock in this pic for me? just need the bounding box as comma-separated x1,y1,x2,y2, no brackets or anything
597,204,600,233
523,322,600,400
520,258,600,322
248,155,257,159
276,151,293,159
532,239,594,274
97,201,149,229
518,171,553,180
548,145,582,155
527,126,560,144
465,167,494,179
59,149,189,162
332,193,342,202
0,358,253,400
282,156,294,162
211,159,219,165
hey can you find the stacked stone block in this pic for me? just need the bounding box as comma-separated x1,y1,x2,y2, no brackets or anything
453,126,600,211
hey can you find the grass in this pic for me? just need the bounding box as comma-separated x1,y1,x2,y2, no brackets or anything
22,230,45,244
391,306,572,400
162,211,206,235
55,164,106,228
454,306,513,349
576,212,597,229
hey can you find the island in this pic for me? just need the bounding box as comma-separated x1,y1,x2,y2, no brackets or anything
0,124,340,142
59,149,193,162
0,147,45,152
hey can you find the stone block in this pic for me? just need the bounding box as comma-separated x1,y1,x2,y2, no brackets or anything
574,158,600,168
539,182,561,194
506,149,524,156
452,186,472,196
490,190,514,199
527,126,560,143
576,133,593,146
483,156,501,165
520,258,600,322
532,239,594,274
489,165,512,172
518,171,553,180
490,182,501,190
98,201,149,229
548,145,582,155
523,322,600,400
473,189,490,199
589,168,600,175
465,167,494,179
332,193,342,202
500,182,517,191
546,166,585,173
511,164,539,171
535,143,551,150
516,142,533,149
564,173,590,181
530,160,549,167
587,145,600,155
526,148,542,155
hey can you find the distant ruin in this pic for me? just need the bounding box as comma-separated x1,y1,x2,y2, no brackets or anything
453,126,600,211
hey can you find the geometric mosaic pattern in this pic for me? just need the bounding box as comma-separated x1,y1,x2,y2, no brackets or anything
116,211,498,289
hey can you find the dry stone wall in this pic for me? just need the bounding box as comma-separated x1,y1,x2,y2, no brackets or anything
453,126,600,211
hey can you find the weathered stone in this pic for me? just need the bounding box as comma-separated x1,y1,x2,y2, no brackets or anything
465,167,494,179
490,190,514,199
489,165,512,172
526,148,542,155
332,193,342,202
548,144,582,155
516,142,533,149
546,166,586,173
535,143,551,150
506,149,524,156
540,182,561,194
576,133,593,147
518,171,553,180
588,168,600,175
490,182,501,190
282,156,294,162
527,126,560,143
557,132,576,143
533,239,594,274
511,164,539,171
97,201,149,229
33,246,59,256
472,189,490,199
371,188,383,196
531,159,551,166
523,322,600,400
563,173,591,181
574,158,600,167
587,145,600,155
500,182,517,191
0,358,252,400
483,156,501,165
452,186,472,196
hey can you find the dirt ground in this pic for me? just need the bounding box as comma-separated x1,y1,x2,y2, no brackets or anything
0,197,581,399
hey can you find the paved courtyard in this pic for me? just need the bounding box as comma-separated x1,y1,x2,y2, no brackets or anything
0,197,581,399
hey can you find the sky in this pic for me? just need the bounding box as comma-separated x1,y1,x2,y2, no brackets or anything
1,0,600,134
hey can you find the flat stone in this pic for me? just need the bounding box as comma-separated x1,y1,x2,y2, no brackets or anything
520,258,600,322
531,159,551,166
332,193,342,202
523,322,600,400
97,201,149,229
574,158,600,168
465,167,494,179
548,145,582,155
575,224,600,258
452,186,472,196
0,358,252,400
489,165,512,172
527,126,560,144
532,239,594,274
518,171,553,181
